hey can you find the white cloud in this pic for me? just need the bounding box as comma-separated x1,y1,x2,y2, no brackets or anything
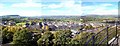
82,6,94,10
83,3,113,10
11,0,42,7
61,1,75,8
0,4,4,8
43,9,82,16
46,0,82,9
12,3,42,7
102,4,113,6
0,0,117,16
0,11,17,16
0,10,41,16
82,0,119,2
0,0,82,16
19,10,41,16
88,9,117,15
43,0,82,15
83,3,117,15
47,4,62,9
0,0,42,16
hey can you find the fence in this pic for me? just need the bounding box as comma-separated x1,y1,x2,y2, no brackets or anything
85,22,119,46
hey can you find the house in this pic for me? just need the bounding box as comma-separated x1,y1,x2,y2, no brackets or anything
8,21,16,26
23,22,31,27
71,29,80,37
42,23,49,30
31,22,36,25
48,25,57,31
2,21,7,25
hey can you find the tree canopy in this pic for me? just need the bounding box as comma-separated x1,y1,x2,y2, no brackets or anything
13,29,32,44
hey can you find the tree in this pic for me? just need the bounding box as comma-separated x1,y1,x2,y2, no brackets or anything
71,31,95,45
31,32,41,45
13,29,32,44
37,31,54,46
53,30,72,45
2,18,21,23
80,19,84,23
7,26,22,33
2,28,14,44
84,25,94,30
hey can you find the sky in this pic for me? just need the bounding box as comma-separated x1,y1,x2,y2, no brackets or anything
0,0,119,16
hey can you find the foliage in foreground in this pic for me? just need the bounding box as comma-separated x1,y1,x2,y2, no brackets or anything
2,28,14,44
53,30,72,44
37,31,54,45
1,25,119,46
12,29,32,44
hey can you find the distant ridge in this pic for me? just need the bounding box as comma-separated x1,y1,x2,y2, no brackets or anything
0,15,118,19
2,15,20,17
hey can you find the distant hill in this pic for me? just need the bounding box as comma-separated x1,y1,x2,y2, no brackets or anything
0,15,118,19
1,15,29,19
5,15,20,16
2,15,20,18
37,15,117,19
84,15,118,18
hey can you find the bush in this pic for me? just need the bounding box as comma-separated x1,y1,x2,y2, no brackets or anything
31,32,41,45
71,31,94,44
53,30,72,44
2,28,14,44
84,25,94,30
13,29,32,44
37,31,54,46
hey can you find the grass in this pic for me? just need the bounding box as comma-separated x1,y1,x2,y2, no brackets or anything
16,22,26,26
16,22,31,26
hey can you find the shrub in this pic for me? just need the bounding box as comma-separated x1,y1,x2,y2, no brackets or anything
37,31,54,46
53,30,72,44
13,29,32,44
2,28,14,44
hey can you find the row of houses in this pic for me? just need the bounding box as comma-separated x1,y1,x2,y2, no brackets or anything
1,20,107,38
2,21,16,26
21,21,106,31
1,20,106,32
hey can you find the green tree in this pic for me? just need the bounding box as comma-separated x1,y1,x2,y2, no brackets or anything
80,19,84,23
53,30,72,45
2,28,14,44
13,29,32,44
71,31,94,45
31,32,41,45
84,25,94,30
37,31,54,46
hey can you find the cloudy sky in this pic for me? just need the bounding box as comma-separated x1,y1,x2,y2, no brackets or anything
0,0,119,16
